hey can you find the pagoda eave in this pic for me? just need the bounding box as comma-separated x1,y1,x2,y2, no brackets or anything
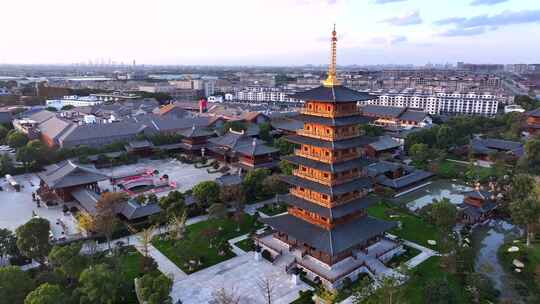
281,193,378,219
285,134,377,149
280,174,372,196
296,114,375,126
282,154,373,173
261,214,396,256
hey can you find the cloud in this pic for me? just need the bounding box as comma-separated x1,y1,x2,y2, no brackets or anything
372,0,407,4
381,10,422,26
435,9,540,28
295,0,338,4
470,0,508,6
434,17,466,26
390,35,408,44
440,27,487,37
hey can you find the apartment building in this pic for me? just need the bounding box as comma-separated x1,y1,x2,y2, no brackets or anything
235,87,299,103
360,90,501,116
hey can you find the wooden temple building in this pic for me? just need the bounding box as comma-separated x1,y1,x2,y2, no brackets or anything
259,26,396,289
458,189,497,224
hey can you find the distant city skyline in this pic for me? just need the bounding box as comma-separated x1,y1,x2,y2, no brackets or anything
1,0,539,65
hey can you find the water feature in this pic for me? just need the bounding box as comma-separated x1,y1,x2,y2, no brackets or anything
393,180,472,211
471,220,522,300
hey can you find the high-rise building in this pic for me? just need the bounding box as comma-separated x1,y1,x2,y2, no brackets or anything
257,26,396,290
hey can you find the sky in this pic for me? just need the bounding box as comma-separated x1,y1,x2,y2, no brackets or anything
0,0,539,66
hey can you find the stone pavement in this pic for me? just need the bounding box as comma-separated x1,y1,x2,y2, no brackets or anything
171,252,311,304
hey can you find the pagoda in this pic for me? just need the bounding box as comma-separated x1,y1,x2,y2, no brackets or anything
259,26,396,289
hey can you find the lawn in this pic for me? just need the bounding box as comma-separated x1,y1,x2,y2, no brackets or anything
385,245,421,268
368,202,442,250
257,203,287,216
402,256,468,304
234,237,255,252
498,239,540,301
117,246,147,281
152,214,261,273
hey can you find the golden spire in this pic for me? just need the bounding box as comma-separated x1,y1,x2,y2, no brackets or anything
323,24,340,87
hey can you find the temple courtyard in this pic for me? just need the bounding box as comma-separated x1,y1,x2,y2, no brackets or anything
171,252,311,304
0,157,222,238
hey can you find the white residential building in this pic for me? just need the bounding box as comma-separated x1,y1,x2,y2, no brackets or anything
360,90,501,116
235,87,299,103
46,95,104,110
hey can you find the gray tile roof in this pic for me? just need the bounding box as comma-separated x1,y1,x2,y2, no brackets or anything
117,200,161,220
28,110,56,124
38,117,74,141
470,138,523,154
270,118,303,133
527,107,540,117
282,155,373,173
368,136,401,152
71,188,100,215
290,85,376,103
399,109,429,122
38,161,109,189
233,138,278,156
361,105,405,118
280,175,372,196
367,161,433,190
58,121,147,144
262,214,396,255
178,125,214,138
216,174,242,187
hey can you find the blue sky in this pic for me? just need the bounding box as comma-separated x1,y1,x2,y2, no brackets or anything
0,0,539,65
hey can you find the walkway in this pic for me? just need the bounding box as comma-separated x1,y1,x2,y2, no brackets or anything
171,252,311,304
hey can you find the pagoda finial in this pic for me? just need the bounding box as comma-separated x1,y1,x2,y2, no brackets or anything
323,24,340,87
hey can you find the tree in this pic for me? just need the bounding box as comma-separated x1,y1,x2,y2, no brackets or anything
521,137,540,174
359,124,384,137
95,192,128,250
355,275,403,304
7,131,28,148
136,273,173,304
158,190,185,219
167,210,187,241
0,266,35,304
262,174,288,196
352,276,374,304
0,125,8,142
61,105,75,111
510,184,540,247
211,287,241,304
17,140,47,168
48,243,87,282
78,264,120,304
0,154,14,174
16,217,51,264
242,168,271,202
0,228,17,263
259,122,273,143
24,283,65,304
430,198,457,233
423,277,456,304
147,193,158,205
208,203,227,219
409,143,430,167
436,125,452,149
273,137,294,156
256,276,275,304
223,121,247,133
192,181,220,207
278,160,294,175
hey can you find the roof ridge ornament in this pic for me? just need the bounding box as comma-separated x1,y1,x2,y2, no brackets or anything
322,24,340,87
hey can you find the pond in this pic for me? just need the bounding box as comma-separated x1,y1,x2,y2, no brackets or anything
393,179,472,211
472,220,522,300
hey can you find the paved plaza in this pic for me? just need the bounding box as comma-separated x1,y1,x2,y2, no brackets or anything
97,158,222,193
0,173,80,239
171,252,311,304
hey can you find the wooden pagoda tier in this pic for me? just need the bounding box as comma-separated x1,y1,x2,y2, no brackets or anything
261,85,396,266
